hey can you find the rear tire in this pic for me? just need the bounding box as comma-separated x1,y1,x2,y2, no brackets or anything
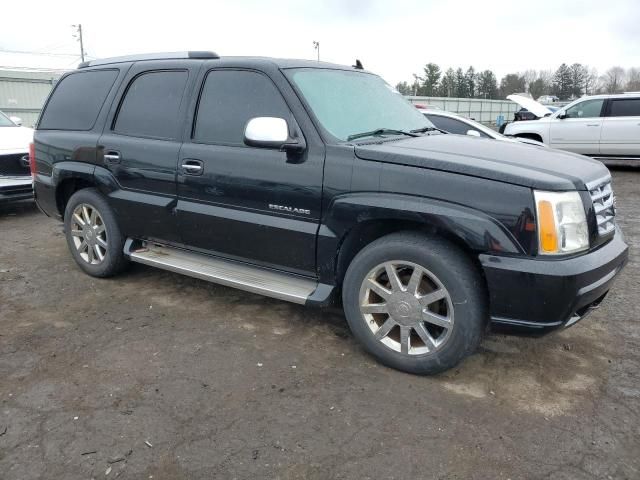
342,232,487,375
63,188,128,278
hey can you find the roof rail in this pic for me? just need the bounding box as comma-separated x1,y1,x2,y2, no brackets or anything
78,51,219,68
623,91,640,95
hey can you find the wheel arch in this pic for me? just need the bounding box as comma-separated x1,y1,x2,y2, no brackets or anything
323,193,523,286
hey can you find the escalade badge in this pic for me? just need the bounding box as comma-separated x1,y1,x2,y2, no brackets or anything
269,204,311,215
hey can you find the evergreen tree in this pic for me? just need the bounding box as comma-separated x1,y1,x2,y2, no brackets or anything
455,68,468,97
465,66,476,98
420,63,441,97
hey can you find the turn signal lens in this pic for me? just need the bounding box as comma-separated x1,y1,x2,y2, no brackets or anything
537,200,558,252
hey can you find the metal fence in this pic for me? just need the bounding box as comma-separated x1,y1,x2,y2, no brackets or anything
0,69,63,127
406,96,519,126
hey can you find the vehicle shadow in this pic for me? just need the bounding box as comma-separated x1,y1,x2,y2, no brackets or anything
0,200,37,218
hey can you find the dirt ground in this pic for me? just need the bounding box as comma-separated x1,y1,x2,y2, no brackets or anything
1,170,638,480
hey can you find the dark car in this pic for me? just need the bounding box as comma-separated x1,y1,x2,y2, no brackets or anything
31,52,628,375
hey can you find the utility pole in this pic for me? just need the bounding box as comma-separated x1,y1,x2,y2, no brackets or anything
72,24,85,62
312,41,320,62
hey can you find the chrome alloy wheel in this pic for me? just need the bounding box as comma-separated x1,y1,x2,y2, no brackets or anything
70,203,108,265
359,261,454,355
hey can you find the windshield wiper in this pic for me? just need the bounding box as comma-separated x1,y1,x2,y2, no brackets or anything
410,126,448,134
347,128,420,141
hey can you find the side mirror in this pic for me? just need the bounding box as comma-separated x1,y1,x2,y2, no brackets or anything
9,116,22,126
557,112,568,120
244,117,304,151
466,129,481,137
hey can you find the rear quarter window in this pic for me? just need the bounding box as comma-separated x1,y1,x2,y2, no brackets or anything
38,69,118,130
608,98,640,117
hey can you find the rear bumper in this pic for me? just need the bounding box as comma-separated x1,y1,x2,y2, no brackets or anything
0,176,33,204
480,226,628,335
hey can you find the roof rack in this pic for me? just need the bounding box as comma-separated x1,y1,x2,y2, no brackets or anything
623,91,640,94
78,51,219,68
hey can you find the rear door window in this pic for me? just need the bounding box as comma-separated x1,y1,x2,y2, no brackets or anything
608,98,640,117
114,70,188,140
193,70,290,146
38,69,118,130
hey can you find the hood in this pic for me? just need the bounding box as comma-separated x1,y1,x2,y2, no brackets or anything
507,94,553,118
0,126,33,154
354,134,609,190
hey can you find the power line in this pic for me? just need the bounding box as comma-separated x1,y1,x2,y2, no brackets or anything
0,49,79,57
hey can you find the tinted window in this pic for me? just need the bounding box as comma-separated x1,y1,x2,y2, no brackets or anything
427,114,488,137
564,99,604,119
114,70,188,140
609,98,640,117
194,70,290,145
39,70,118,130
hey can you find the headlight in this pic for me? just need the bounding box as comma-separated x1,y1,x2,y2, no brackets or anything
534,190,589,255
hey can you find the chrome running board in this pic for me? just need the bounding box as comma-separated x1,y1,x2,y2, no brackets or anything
126,242,319,304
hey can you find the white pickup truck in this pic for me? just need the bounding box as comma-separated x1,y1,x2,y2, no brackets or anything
504,93,640,165
0,111,33,203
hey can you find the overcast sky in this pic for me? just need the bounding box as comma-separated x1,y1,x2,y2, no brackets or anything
2,0,639,84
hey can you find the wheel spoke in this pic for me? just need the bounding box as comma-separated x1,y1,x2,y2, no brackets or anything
422,310,451,328
70,229,84,237
89,209,97,227
94,244,104,262
366,278,392,300
418,289,446,307
361,303,388,314
95,224,105,235
414,323,436,350
374,317,396,340
82,205,91,225
95,236,107,249
384,263,404,292
73,213,85,227
87,244,94,263
400,326,410,354
406,268,423,295
78,240,87,252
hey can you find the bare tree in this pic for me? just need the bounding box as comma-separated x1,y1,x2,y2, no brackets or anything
601,67,626,94
626,67,640,92
583,67,600,95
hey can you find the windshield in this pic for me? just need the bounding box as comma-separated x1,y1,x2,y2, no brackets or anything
286,68,434,141
0,111,16,127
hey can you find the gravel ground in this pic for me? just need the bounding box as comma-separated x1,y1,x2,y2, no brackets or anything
0,170,638,480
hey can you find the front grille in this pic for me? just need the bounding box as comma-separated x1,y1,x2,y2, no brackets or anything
0,153,30,176
588,178,615,236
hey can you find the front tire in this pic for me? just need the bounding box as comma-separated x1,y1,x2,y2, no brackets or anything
63,188,128,278
342,232,487,375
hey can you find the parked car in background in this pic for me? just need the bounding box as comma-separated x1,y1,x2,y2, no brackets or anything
417,107,547,147
32,52,627,375
505,93,640,165
0,110,33,204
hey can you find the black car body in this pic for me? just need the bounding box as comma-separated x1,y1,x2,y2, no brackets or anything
31,52,628,374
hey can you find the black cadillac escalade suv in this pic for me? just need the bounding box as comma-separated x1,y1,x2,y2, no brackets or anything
32,52,628,375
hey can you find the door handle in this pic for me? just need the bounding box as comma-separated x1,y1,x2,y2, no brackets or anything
181,159,204,175
104,151,121,164
586,124,600,127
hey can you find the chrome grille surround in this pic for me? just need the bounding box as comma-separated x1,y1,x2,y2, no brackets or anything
587,176,615,236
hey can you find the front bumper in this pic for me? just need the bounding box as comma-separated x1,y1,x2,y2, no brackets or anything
480,227,628,335
0,176,33,204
